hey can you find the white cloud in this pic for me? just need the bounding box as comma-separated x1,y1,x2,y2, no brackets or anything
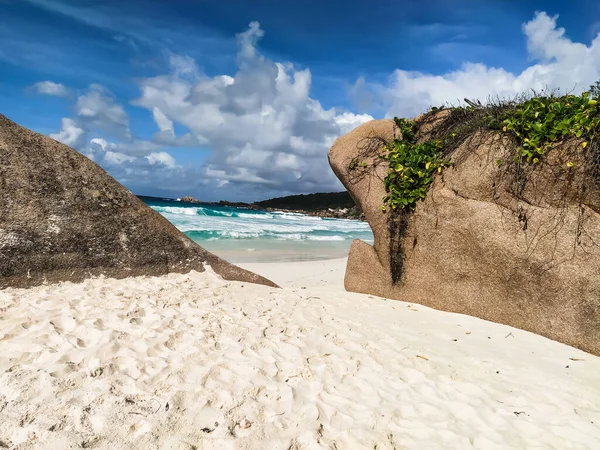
90,137,108,151
151,106,181,145
32,80,69,97
167,52,199,78
236,21,264,62
48,84,153,165
132,21,374,196
360,12,600,118
204,167,274,185
334,112,376,136
46,84,185,196
85,136,161,157
152,107,174,136
104,151,136,165
76,84,132,140
49,118,84,147
78,136,190,195
146,151,177,168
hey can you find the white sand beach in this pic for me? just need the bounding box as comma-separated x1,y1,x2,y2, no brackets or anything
1,258,599,449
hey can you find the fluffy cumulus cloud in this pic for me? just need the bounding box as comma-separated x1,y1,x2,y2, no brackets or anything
49,118,84,146
131,21,373,197
32,80,70,97
146,151,177,168
49,83,135,152
370,12,600,118
45,83,191,196
75,84,132,140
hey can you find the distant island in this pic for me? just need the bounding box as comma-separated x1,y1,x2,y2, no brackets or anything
138,192,364,220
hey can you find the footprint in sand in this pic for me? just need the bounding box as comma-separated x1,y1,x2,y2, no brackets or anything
90,367,104,378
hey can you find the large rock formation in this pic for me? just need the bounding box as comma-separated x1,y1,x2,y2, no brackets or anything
0,114,276,289
329,115,600,355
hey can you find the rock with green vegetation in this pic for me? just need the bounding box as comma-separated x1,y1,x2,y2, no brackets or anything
0,113,277,289
329,93,600,355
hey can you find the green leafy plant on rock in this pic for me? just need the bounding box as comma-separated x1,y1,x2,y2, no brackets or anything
381,91,600,213
382,118,450,211
497,92,599,165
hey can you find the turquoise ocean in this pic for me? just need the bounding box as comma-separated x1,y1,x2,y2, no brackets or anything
142,197,374,263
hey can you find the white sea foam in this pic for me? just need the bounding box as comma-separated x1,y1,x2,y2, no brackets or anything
150,203,373,244
306,235,346,241
153,206,199,216
237,212,274,219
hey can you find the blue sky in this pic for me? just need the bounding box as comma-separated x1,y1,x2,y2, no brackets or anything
1,0,600,201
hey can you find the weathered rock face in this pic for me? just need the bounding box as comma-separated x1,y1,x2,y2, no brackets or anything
0,114,277,289
329,117,600,355
180,196,202,204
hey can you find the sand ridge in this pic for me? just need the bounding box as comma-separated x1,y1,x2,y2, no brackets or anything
0,259,599,449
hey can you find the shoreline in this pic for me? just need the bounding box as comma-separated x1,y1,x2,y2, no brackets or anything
197,241,362,265
238,257,347,289
0,258,598,448
140,195,366,221
143,196,374,264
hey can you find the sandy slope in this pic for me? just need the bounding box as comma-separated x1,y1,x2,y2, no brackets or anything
0,259,599,449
